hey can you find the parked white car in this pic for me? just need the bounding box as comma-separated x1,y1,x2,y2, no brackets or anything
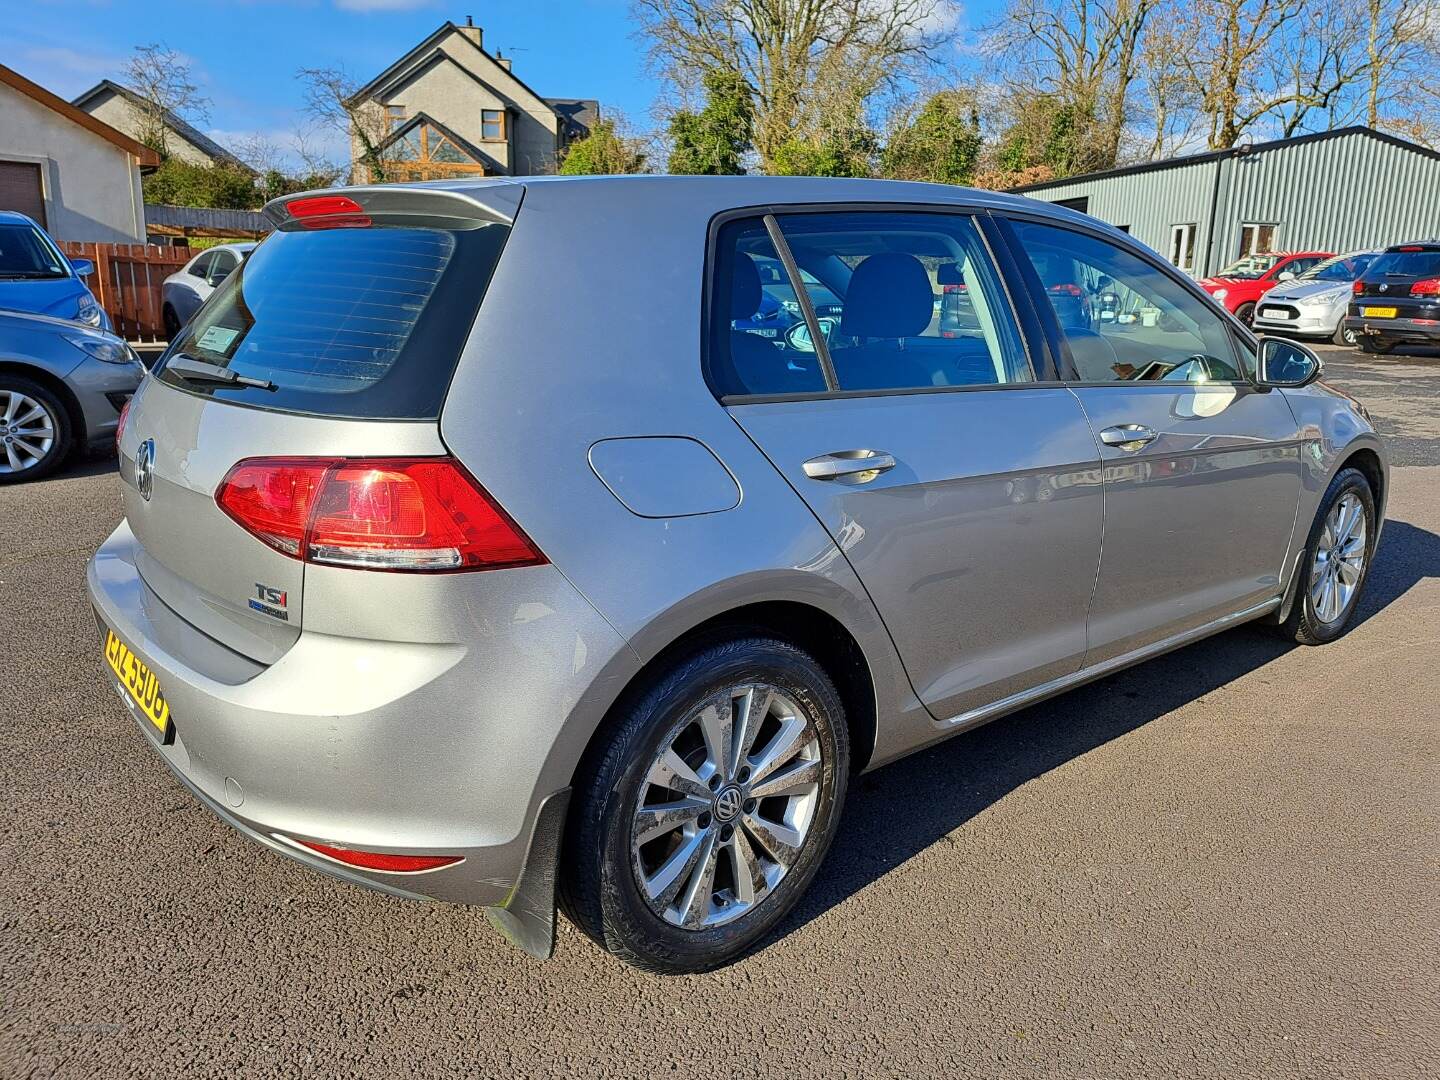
1252,250,1380,346
160,242,256,339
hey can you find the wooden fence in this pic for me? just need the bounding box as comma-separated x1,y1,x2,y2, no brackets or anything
57,241,190,343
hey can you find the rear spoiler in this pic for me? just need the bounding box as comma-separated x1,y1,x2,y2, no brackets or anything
263,181,524,229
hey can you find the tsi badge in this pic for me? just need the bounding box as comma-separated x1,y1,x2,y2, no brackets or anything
249,583,289,621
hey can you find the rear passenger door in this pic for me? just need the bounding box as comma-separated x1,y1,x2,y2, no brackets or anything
998,216,1304,664
712,209,1104,723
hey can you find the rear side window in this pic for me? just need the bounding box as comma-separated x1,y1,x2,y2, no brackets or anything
158,218,510,419
1369,248,1440,278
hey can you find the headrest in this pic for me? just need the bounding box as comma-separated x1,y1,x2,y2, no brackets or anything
840,253,933,338
936,261,964,285
731,253,762,320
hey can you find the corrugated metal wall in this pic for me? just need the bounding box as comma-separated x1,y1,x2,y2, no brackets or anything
1018,132,1440,277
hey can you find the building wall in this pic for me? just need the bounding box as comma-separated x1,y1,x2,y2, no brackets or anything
81,90,218,168
0,82,144,242
1020,133,1440,277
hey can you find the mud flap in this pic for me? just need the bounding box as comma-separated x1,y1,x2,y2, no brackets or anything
484,787,570,960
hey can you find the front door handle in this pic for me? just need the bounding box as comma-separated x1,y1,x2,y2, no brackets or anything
802,449,897,482
1098,424,1159,450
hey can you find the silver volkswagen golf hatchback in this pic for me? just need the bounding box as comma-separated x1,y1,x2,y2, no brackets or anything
88,177,1386,973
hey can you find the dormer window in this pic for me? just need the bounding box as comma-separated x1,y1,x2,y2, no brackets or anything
481,109,505,141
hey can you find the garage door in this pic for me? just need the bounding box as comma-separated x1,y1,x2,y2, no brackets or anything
0,160,46,226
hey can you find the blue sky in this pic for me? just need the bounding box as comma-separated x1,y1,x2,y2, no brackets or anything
7,0,993,169
6,0,664,165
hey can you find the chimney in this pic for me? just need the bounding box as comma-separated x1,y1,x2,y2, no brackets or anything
495,50,512,72
457,15,482,49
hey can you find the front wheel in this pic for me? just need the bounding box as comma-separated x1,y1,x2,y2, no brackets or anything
1234,302,1256,327
560,637,850,974
1358,336,1392,354
0,377,72,484
1275,467,1376,645
1333,321,1359,346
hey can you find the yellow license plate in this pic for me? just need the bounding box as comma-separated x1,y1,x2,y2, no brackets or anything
104,630,171,737
1361,306,1398,319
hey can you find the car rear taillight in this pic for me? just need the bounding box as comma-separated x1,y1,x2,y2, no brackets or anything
1352,280,1365,295
115,398,131,451
215,456,545,572
288,838,463,873
1410,278,1440,297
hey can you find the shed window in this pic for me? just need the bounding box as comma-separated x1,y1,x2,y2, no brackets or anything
1239,223,1278,257
1169,223,1197,273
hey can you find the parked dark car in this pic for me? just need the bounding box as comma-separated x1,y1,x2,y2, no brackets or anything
1346,241,1440,353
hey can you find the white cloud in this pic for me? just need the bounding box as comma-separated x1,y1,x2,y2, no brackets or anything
333,0,438,11
15,45,127,97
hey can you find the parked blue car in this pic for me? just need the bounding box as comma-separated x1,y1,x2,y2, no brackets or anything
0,210,110,330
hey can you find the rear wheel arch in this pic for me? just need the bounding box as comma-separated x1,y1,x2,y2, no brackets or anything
0,361,85,447
570,599,878,790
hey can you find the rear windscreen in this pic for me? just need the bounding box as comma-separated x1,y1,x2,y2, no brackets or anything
156,218,510,419
1369,249,1440,279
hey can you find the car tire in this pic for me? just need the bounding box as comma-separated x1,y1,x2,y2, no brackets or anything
1358,336,1392,354
1332,322,1358,346
559,636,850,974
1235,302,1256,327
1274,467,1376,645
162,303,181,341
0,376,72,485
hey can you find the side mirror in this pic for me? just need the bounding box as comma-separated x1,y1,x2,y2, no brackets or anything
1257,337,1323,388
70,257,94,278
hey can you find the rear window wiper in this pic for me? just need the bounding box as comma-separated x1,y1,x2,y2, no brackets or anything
166,353,275,391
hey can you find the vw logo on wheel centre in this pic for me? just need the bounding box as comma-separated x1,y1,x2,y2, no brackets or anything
135,438,155,501
714,785,743,822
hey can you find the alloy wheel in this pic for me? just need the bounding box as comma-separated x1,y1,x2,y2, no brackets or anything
1310,492,1367,623
631,683,823,930
0,390,57,475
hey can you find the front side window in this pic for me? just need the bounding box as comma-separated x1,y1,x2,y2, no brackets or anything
1010,219,1243,384
188,251,215,280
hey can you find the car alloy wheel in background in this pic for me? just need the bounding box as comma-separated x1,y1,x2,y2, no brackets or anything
0,386,60,479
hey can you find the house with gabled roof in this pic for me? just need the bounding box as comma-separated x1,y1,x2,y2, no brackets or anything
72,80,255,175
345,17,598,181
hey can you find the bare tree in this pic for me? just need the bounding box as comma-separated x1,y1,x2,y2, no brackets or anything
297,66,390,183
1362,0,1434,127
122,43,210,156
986,0,1161,170
633,0,953,172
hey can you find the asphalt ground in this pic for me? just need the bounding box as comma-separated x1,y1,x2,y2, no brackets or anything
2,343,1437,1079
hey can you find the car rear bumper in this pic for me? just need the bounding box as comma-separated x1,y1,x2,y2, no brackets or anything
86,518,635,910
1343,315,1440,343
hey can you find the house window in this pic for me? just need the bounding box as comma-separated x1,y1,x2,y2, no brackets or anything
1169,223,1197,273
386,105,406,130
1238,222,1278,257
481,109,505,141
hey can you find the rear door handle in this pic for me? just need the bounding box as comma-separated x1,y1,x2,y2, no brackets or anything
1098,424,1158,450
802,450,897,482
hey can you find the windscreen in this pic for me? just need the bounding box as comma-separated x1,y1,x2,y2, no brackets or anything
0,222,68,279
156,217,510,418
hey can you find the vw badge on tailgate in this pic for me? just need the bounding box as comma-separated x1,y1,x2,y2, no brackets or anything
135,438,155,500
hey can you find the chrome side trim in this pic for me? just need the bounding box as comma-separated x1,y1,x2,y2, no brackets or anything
934,598,1281,733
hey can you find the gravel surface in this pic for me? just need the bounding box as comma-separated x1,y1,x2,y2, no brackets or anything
2,346,1437,1079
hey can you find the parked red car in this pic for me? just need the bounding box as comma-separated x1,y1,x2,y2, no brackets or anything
1198,251,1333,325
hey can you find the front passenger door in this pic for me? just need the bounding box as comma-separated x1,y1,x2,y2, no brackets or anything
1002,217,1305,664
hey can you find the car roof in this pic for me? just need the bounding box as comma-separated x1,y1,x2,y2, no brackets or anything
1382,240,1440,251
0,210,43,227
